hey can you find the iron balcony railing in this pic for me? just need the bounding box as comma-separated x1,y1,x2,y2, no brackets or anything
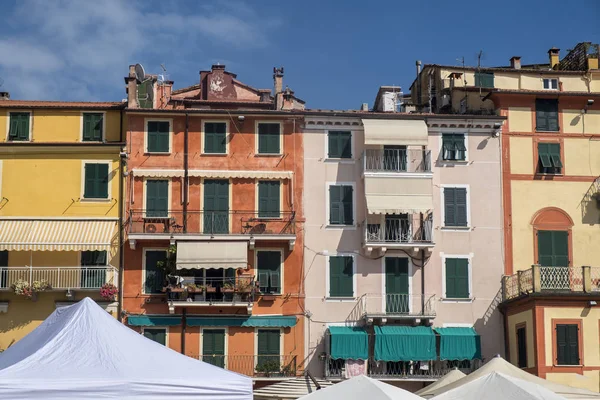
127,210,295,236
191,354,297,378
325,356,481,381
364,215,433,245
348,293,437,321
502,265,600,301
364,149,431,173
0,266,118,290
163,276,256,304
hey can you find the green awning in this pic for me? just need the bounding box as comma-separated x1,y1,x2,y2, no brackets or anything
328,326,368,360
374,326,436,362
187,315,297,327
127,315,182,326
435,327,482,360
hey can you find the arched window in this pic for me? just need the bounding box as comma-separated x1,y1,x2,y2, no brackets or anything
531,207,573,267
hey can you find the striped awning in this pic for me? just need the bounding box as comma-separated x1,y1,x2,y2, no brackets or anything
0,219,118,251
132,169,292,180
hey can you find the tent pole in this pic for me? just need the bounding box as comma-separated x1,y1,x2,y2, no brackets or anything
181,308,187,355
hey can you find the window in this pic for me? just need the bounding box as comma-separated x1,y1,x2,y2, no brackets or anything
445,258,469,299
443,187,468,227
537,230,569,267
203,179,229,234
143,328,166,345
83,163,109,199
146,121,170,153
536,99,559,132
474,72,494,88
257,329,281,369
81,251,107,289
257,251,281,294
329,185,353,226
258,181,280,218
543,78,559,90
257,123,281,154
442,134,466,161
204,122,227,154
8,112,30,141
146,180,169,218
329,256,353,298
144,250,167,294
537,143,562,174
327,131,352,159
203,329,226,368
555,324,580,366
517,325,527,368
82,113,103,142
0,251,7,289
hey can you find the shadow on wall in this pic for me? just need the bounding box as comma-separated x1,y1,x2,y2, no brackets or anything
473,287,505,360
580,179,600,225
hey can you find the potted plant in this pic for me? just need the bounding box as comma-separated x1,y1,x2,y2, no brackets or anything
255,360,281,377
157,245,177,276
221,282,235,293
205,285,217,293
11,279,33,299
236,278,253,293
100,283,118,301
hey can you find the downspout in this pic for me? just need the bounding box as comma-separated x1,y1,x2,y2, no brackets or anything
117,108,125,322
182,308,187,355
183,113,189,232
421,248,425,315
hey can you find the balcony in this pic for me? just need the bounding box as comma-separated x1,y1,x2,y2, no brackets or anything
502,265,600,302
363,215,433,252
0,266,118,290
364,149,431,174
349,293,437,322
192,354,297,379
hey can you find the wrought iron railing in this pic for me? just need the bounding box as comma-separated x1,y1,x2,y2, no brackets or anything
0,266,118,290
163,276,256,304
127,210,295,235
502,265,600,301
191,354,297,378
364,215,433,244
355,293,437,318
364,149,431,173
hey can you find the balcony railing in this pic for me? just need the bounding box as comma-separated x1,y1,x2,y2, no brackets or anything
502,265,600,301
349,293,437,320
364,149,431,173
191,354,297,378
0,266,118,290
164,276,256,304
364,216,433,245
127,210,295,236
325,357,481,381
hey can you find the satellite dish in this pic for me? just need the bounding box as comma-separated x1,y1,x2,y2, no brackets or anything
134,64,146,83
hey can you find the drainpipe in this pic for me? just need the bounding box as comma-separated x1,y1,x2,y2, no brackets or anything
421,248,425,315
416,61,422,111
117,108,125,322
181,308,187,355
183,113,189,232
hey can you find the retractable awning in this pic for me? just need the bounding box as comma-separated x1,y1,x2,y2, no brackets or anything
374,325,436,361
187,316,297,328
435,327,482,360
362,119,428,146
328,326,368,360
0,219,117,251
365,176,433,214
176,241,247,270
127,315,182,326
133,169,292,180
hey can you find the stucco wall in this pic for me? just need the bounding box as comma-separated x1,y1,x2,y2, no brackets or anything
508,107,533,133
507,309,535,369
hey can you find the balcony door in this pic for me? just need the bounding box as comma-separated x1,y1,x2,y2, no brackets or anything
385,257,409,313
385,214,410,242
383,145,407,172
203,180,229,234
203,329,226,368
538,230,569,290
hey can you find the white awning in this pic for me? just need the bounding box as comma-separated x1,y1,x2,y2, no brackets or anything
365,176,432,214
133,169,292,180
0,219,117,251
176,241,248,270
132,169,185,178
362,119,428,146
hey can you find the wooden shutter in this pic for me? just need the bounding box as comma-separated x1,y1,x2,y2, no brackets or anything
147,121,158,152
328,132,339,158
445,258,457,298
144,250,166,294
146,180,169,217
547,100,559,132
455,258,469,298
84,164,109,199
84,164,97,198
257,251,281,294
258,123,280,154
385,257,409,295
328,131,351,158
97,164,109,199
536,99,558,132
329,186,341,225
9,113,29,141
444,188,456,226
258,329,281,356
203,329,225,367
205,122,226,154
455,188,467,226
329,256,353,297
83,113,103,141
538,231,569,267
147,121,169,152
258,181,280,218
548,144,562,168
342,185,354,225
144,328,166,345
567,325,579,365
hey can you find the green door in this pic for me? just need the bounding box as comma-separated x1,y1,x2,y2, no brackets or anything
203,329,226,368
203,180,229,234
257,329,281,372
538,230,569,290
146,180,169,218
385,257,409,313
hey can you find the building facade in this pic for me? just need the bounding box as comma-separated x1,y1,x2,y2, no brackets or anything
0,97,124,350
121,64,307,382
302,96,505,390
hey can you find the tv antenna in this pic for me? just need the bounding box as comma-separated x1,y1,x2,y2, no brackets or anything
158,63,168,84
0,77,4,88
134,63,146,83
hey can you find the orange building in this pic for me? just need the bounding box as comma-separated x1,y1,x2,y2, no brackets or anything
121,64,306,382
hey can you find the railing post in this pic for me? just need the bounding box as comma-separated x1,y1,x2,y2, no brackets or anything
583,266,591,293
29,265,33,285
517,270,523,294
501,275,507,301
532,264,541,293
57,267,61,289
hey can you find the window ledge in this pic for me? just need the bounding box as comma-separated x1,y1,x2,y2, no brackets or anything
200,153,228,156
324,158,355,164
255,154,283,158
326,297,356,302
144,152,172,155
535,173,563,177
553,364,583,368
325,225,356,230
80,198,112,203
441,298,474,303
535,130,560,133
441,226,471,232
441,160,469,164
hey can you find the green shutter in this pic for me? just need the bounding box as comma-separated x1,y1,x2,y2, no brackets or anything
203,180,229,234
144,328,166,345
257,329,281,368
147,121,169,153
84,164,109,199
385,258,409,313
444,188,467,227
342,186,353,225
455,188,467,226
567,325,579,365
258,181,280,218
83,113,103,141
9,113,30,141
536,99,559,132
258,123,280,154
549,144,562,168
538,143,552,168
204,122,226,154
329,256,353,297
146,180,169,218
538,231,568,267
556,324,579,365
329,186,341,225
145,250,166,294
203,329,226,367
446,258,469,299
475,72,494,88
257,251,281,294
328,131,352,158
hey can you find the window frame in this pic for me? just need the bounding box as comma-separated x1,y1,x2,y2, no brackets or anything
441,133,467,162
254,327,283,368
326,130,353,160
543,78,559,91
536,141,563,175
6,111,32,142
441,254,473,301
516,323,528,369
326,253,356,300
256,179,282,219
141,327,168,346
255,121,283,155
142,247,168,295
255,248,284,295
326,182,356,229
81,160,112,202
202,120,229,155
552,319,583,367
144,118,173,154
143,178,171,219
80,111,106,142
200,327,228,368
440,185,470,230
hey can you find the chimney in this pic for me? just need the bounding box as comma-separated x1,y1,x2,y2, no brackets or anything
548,47,560,69
125,64,138,108
0,91,10,100
588,56,599,71
510,56,522,69
361,103,369,111
273,67,284,110
211,64,226,72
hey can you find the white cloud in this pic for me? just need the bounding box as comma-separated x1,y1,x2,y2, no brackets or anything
0,0,277,100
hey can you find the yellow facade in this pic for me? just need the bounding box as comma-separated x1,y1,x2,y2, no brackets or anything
507,310,535,369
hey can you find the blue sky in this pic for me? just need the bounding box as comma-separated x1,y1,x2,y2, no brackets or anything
0,0,598,109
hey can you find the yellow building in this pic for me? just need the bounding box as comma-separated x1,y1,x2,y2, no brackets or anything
0,95,125,350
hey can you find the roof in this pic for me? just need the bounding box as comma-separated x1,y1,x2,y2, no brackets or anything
0,100,125,109
484,88,600,99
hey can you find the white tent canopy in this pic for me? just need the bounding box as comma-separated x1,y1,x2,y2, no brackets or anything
0,297,252,400
431,372,567,400
416,369,466,397
421,356,600,399
297,375,422,400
